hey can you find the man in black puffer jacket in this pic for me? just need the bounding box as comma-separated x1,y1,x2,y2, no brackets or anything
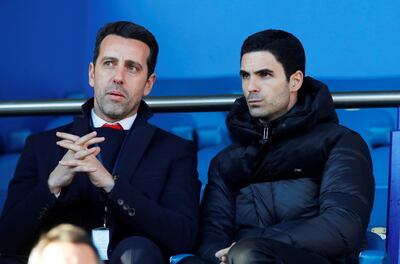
182,30,374,264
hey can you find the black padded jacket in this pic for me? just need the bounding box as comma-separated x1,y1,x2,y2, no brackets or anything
196,77,375,263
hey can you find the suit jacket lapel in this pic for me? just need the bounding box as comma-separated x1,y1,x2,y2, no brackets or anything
114,121,156,182
69,98,156,182
71,115,91,136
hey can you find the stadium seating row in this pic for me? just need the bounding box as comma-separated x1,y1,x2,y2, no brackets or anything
0,107,395,263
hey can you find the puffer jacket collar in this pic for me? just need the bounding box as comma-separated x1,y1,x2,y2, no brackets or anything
227,76,338,145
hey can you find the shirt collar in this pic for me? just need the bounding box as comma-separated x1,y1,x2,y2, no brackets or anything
91,109,136,130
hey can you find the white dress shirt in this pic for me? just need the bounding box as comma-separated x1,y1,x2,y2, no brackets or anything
91,109,136,130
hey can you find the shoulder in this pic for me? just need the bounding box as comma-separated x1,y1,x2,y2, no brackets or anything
208,143,245,179
311,122,369,153
211,143,243,164
317,123,372,166
331,123,370,152
24,123,74,150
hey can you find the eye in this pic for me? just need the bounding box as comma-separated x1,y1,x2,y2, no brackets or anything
103,60,114,67
258,71,271,78
127,64,138,73
240,72,250,80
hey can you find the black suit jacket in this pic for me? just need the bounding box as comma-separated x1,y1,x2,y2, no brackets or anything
0,99,200,258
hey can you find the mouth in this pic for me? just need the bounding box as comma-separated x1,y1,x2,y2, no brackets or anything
106,90,126,100
246,93,264,106
247,99,264,107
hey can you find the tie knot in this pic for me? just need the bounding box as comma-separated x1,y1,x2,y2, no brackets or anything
102,123,123,130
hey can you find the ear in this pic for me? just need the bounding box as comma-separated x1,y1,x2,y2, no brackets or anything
88,62,95,88
143,73,156,96
289,70,304,92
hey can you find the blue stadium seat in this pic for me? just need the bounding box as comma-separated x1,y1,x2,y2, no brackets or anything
359,250,390,264
149,113,197,142
45,116,74,130
5,129,31,153
149,112,231,149
197,126,229,150
44,91,87,131
370,146,390,227
192,112,231,149
337,108,395,150
170,254,194,264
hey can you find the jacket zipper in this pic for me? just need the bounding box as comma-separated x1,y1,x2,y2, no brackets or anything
263,126,269,143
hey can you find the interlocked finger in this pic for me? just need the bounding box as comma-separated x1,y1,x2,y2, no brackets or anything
59,160,97,172
59,160,83,167
83,137,105,148
74,147,100,159
58,160,96,172
57,139,74,145
72,165,97,173
56,131,98,146
75,131,99,145
57,140,85,152
57,131,104,149
56,131,81,142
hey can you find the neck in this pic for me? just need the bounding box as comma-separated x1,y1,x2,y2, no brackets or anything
260,93,298,124
93,106,125,123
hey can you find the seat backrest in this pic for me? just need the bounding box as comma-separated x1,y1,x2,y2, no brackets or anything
337,108,395,150
45,116,74,130
5,129,31,153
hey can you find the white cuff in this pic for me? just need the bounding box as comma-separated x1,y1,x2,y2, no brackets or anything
54,191,61,198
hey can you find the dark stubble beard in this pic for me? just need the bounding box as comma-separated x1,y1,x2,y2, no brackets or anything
247,85,291,121
96,85,133,120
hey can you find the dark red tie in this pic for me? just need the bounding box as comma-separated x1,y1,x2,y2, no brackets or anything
102,123,123,130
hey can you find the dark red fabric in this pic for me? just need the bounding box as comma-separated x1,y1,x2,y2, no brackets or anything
102,123,123,130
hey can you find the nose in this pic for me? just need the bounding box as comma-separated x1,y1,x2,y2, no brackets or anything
246,77,259,94
113,67,125,85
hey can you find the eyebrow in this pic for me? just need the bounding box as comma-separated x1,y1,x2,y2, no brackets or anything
239,68,274,75
101,56,117,62
239,70,248,76
254,68,274,75
100,57,143,70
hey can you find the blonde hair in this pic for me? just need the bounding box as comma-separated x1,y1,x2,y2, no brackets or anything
28,224,102,264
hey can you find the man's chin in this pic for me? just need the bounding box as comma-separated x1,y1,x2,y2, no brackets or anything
102,105,127,120
248,109,268,119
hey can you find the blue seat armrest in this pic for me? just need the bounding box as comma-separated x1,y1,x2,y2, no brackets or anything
170,253,194,264
359,250,390,264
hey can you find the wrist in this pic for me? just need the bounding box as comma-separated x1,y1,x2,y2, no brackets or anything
48,181,61,194
53,190,61,198
49,186,61,194
103,180,115,193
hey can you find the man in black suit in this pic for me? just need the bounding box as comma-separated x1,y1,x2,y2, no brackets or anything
0,21,199,264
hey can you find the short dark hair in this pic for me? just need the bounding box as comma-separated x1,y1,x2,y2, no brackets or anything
93,21,159,77
240,29,305,80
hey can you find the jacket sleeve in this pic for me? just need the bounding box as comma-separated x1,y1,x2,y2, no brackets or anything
0,135,59,255
245,132,375,257
106,141,200,255
195,156,236,264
